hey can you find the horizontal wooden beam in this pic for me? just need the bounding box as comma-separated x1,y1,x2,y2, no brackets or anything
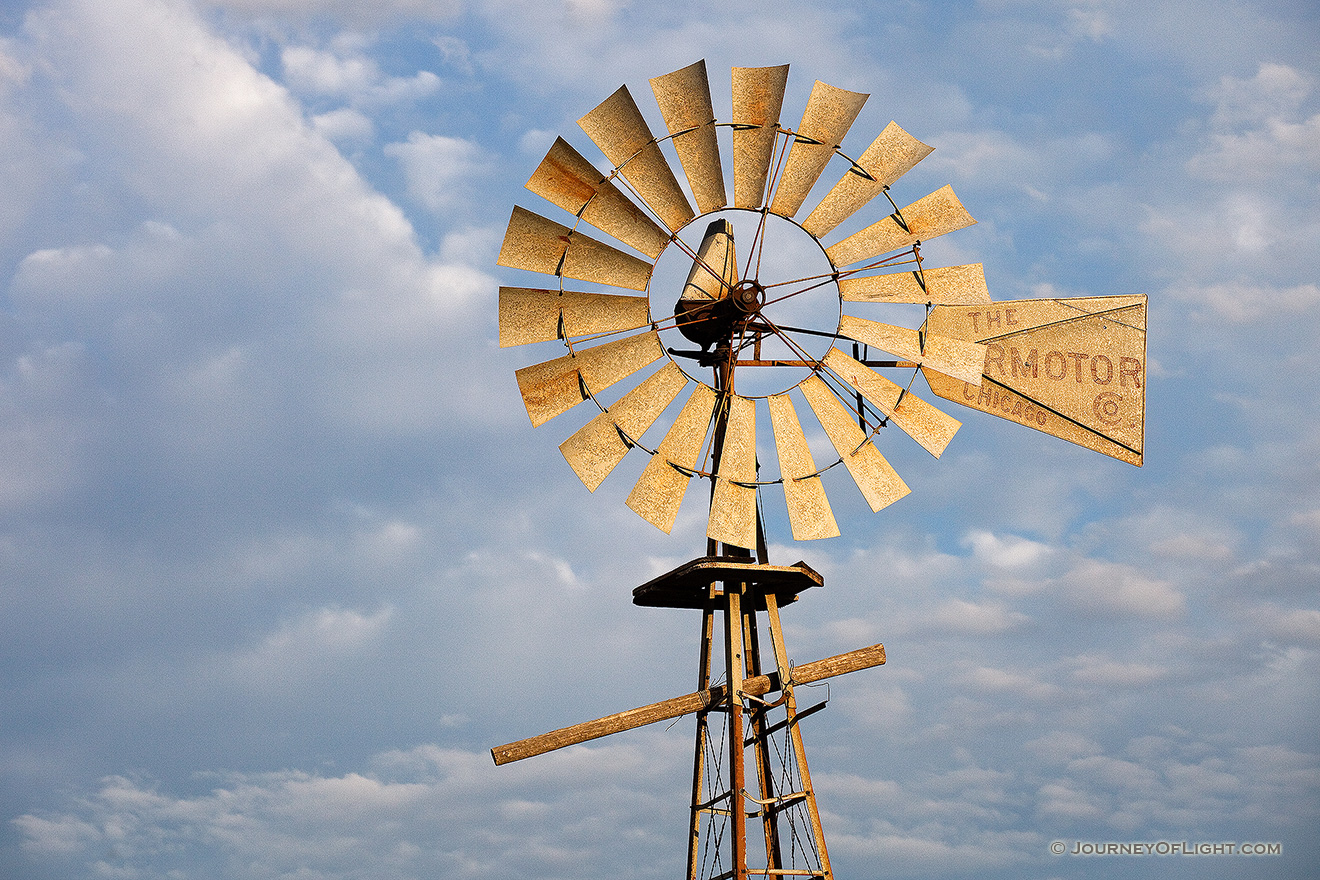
491,642,884,765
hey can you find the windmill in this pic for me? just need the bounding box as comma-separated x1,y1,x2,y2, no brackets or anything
492,61,1146,880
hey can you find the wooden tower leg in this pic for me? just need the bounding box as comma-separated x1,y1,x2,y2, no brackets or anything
764,590,833,878
743,599,785,870
725,579,748,880
687,578,720,880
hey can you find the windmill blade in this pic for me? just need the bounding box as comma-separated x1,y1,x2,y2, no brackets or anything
514,331,664,428
767,393,839,541
922,295,1147,465
769,81,868,219
802,121,934,237
822,348,960,457
560,362,688,491
498,206,653,291
707,394,758,550
650,60,726,215
838,314,988,386
825,185,975,267
498,287,650,348
626,384,718,533
840,263,991,305
526,137,669,260
578,85,694,233
731,64,790,209
798,375,909,513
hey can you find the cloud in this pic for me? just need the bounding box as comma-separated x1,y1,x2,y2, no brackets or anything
1251,605,1320,645
282,41,441,107
1024,730,1103,765
384,131,488,213
204,0,462,25
928,598,1029,634
922,128,1115,194
964,530,1052,570
228,604,394,688
1068,654,1169,687
959,665,1062,700
1167,278,1320,324
1206,62,1312,128
13,741,692,880
1055,559,1184,619
311,106,375,143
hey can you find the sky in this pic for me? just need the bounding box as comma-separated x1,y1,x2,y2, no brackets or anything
0,0,1317,878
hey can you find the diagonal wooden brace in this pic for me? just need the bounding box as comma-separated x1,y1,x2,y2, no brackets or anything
491,642,884,765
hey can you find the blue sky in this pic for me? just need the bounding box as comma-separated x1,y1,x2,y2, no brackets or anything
1,0,1317,878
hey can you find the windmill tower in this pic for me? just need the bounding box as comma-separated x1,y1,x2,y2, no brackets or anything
492,61,1147,880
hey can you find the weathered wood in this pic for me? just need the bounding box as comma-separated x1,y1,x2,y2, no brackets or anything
764,591,832,877
490,642,885,765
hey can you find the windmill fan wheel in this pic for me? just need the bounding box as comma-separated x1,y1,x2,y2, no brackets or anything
497,60,1144,547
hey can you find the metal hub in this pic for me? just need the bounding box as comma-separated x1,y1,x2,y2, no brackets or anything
731,278,764,315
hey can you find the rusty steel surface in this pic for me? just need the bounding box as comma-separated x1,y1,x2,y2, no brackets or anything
802,121,934,237
826,184,976,267
650,60,726,215
924,295,1147,464
798,374,910,513
707,393,758,549
839,263,991,305
680,219,737,302
625,383,717,532
497,287,650,347
578,85,694,233
767,393,840,541
822,347,961,458
838,314,988,385
525,137,669,259
559,361,688,491
770,80,868,219
731,65,789,209
497,206,653,291
514,330,664,428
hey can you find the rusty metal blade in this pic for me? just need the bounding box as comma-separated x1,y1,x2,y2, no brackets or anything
498,206,653,291
767,393,839,540
923,295,1147,465
839,263,991,304
514,331,663,428
626,384,717,532
490,641,884,765
526,137,669,260
651,60,726,215
498,287,650,348
559,361,688,491
578,85,694,232
798,375,909,513
769,81,868,219
822,348,960,457
838,314,987,386
707,394,757,550
731,65,789,208
802,121,933,237
825,185,976,267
